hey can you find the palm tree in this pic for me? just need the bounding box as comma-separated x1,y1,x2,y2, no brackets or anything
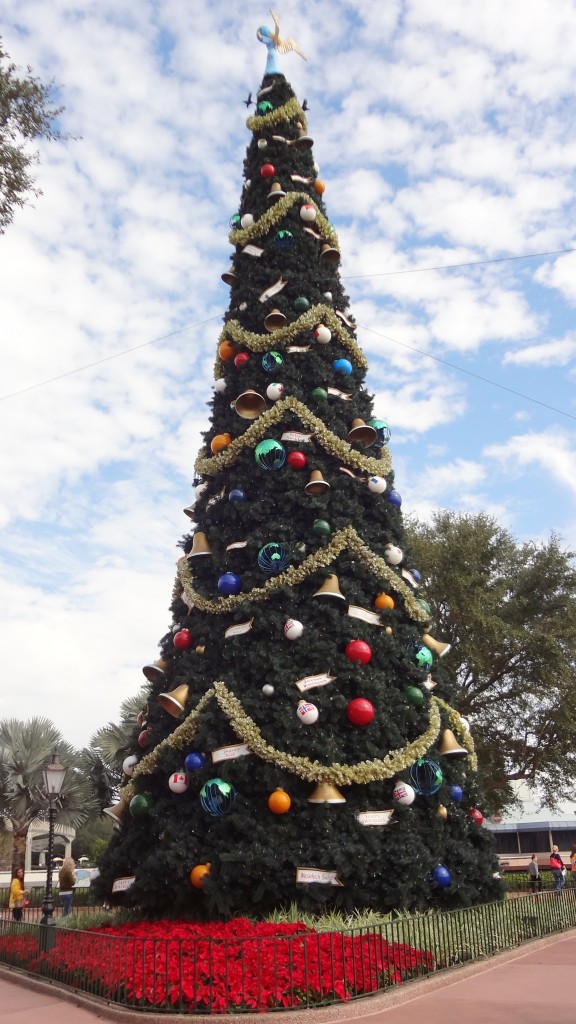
80,690,147,810
0,717,92,875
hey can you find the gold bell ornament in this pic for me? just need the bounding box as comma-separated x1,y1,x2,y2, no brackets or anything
142,658,167,683
221,266,237,286
264,307,287,331
182,505,195,519
437,804,448,820
421,633,452,658
268,181,286,201
346,418,377,447
234,390,266,419
308,782,346,803
290,127,314,147
438,728,468,758
158,683,190,718
188,532,212,558
305,469,331,495
313,574,346,602
319,243,340,265
103,800,127,828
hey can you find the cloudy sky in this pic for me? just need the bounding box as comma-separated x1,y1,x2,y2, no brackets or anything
2,0,575,751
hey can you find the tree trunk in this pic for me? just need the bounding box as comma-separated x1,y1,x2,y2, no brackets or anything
11,828,28,877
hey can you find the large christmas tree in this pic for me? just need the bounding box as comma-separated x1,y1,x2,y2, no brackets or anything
95,18,502,918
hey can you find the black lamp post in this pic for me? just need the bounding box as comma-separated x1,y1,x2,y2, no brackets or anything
39,751,67,950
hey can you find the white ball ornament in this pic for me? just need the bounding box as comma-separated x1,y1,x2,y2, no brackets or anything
168,771,189,794
458,716,471,732
266,382,285,401
300,203,317,222
368,476,387,494
323,291,333,302
257,138,267,149
262,684,275,696
314,324,332,344
384,544,403,566
214,378,227,393
122,754,138,777
195,482,208,500
297,700,319,724
393,782,416,806
240,213,255,229
284,618,304,640
313,161,320,173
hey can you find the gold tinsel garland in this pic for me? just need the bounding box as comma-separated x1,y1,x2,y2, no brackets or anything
176,524,427,622
246,97,307,134
122,685,456,798
195,396,390,477
215,307,368,376
229,192,338,250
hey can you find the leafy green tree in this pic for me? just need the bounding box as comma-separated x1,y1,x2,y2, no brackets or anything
72,816,114,863
80,690,148,811
408,511,576,813
0,718,91,874
0,37,66,233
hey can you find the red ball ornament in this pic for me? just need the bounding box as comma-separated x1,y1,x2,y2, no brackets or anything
467,808,484,825
138,728,152,749
346,697,375,726
260,163,276,178
287,450,307,470
234,352,250,368
173,628,192,649
345,640,372,664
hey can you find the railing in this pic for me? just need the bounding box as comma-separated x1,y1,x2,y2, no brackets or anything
0,891,575,1013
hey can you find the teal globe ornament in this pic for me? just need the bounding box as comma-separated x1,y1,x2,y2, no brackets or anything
414,644,434,669
258,541,290,575
410,757,443,795
200,778,236,817
255,439,286,471
368,418,391,448
257,99,274,114
229,214,241,229
274,229,295,250
262,350,284,373
129,793,153,818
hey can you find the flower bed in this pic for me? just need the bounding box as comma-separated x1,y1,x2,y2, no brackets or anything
0,918,434,1012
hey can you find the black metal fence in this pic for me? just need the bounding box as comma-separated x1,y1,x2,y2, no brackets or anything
0,890,575,1013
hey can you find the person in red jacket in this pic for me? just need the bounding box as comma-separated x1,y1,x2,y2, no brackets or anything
550,845,566,891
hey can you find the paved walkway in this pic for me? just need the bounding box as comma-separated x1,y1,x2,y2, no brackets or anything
0,930,575,1023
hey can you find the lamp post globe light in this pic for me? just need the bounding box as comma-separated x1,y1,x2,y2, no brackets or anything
40,751,67,949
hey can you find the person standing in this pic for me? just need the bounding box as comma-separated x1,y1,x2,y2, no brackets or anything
9,867,28,921
58,857,76,917
570,845,576,886
550,845,566,891
528,854,543,893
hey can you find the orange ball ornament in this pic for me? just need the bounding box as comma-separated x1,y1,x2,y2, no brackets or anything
211,433,232,454
374,593,395,610
190,863,210,889
314,179,326,195
268,788,291,814
218,340,236,361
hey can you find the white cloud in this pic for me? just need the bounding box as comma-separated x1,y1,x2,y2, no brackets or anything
485,431,576,497
504,334,576,367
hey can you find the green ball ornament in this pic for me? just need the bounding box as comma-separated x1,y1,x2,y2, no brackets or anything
312,519,332,537
129,793,153,818
294,296,310,312
311,387,328,401
416,598,432,617
405,685,425,706
254,438,286,471
257,100,274,114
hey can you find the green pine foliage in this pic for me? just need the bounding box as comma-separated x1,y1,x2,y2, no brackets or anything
93,72,503,919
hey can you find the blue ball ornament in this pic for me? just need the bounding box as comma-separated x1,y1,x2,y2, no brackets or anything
255,439,286,470
333,358,353,375
367,418,391,448
415,644,434,669
258,542,290,575
262,351,284,372
410,757,443,795
410,568,422,584
387,489,402,507
217,572,242,596
274,229,295,250
433,865,451,887
184,752,206,772
229,488,246,503
449,784,463,802
200,778,236,817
